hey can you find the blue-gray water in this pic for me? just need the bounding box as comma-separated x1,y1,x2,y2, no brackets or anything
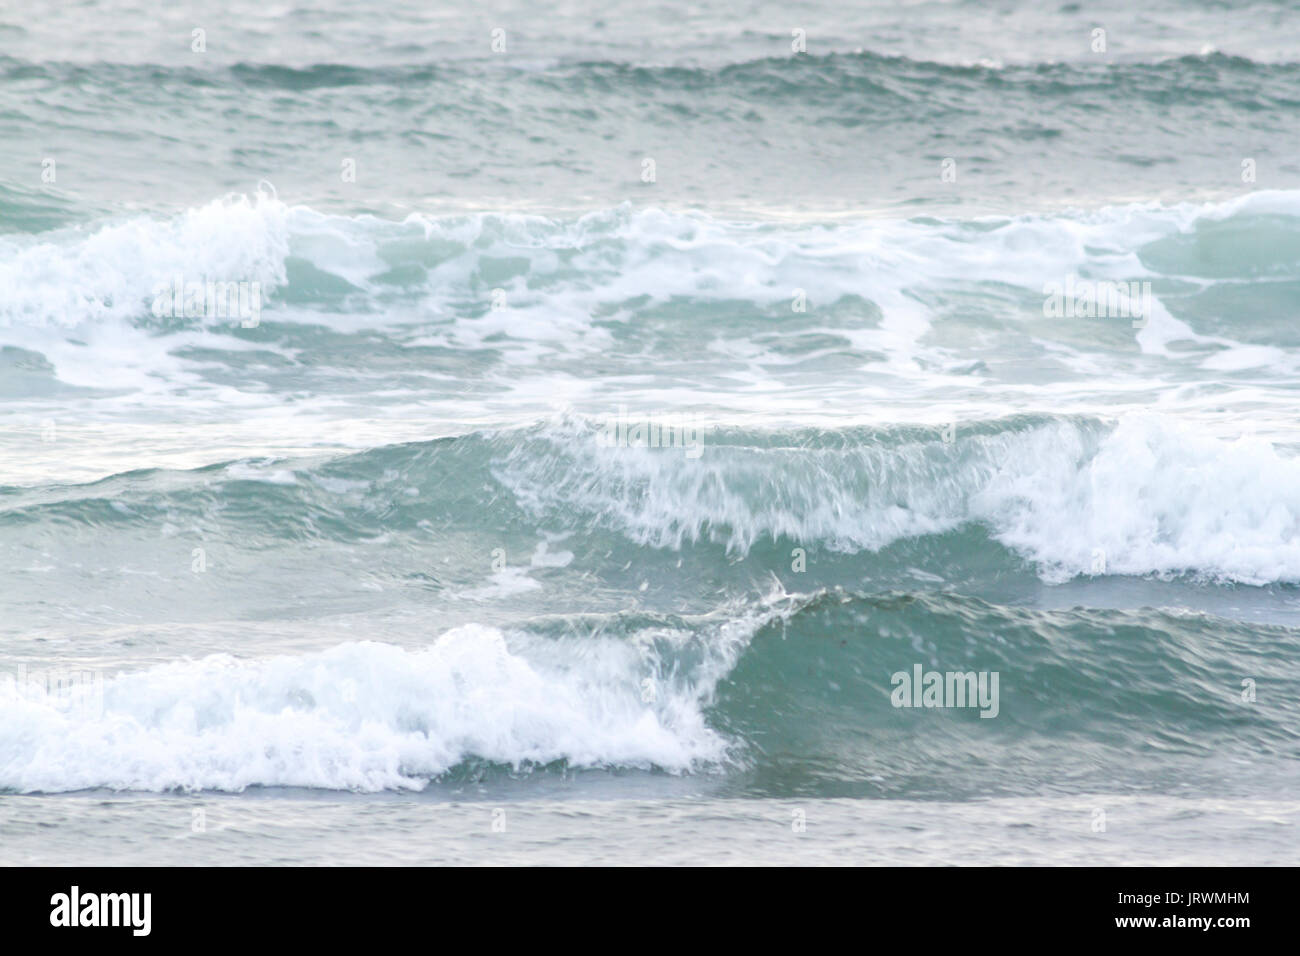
2,0,1300,865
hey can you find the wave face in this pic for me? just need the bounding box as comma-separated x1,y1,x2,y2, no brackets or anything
3,1,1300,815
4,415,1300,591
3,410,1300,796
495,415,1300,585
4,591,1299,796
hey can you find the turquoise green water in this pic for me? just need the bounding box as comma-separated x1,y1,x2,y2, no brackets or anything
2,0,1300,864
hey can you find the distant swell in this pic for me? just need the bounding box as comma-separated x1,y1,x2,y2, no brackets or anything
4,50,1299,91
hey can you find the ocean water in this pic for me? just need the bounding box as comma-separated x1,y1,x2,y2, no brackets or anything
3,0,1300,865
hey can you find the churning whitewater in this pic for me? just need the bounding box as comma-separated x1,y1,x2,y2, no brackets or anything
3,0,1300,866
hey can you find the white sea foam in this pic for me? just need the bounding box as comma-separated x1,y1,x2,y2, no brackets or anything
6,190,1299,348
496,413,1300,585
978,416,1300,585
0,623,740,793
0,191,291,330
5,191,1299,480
